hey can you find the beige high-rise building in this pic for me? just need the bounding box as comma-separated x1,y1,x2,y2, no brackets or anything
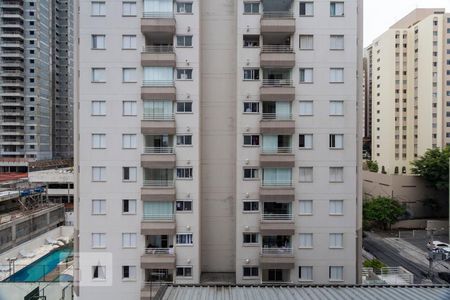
368,9,450,175
74,0,363,298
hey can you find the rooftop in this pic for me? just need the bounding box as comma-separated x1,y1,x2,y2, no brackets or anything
157,285,450,300
28,168,74,183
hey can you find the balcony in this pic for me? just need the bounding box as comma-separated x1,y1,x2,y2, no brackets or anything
260,79,295,101
260,45,295,68
261,269,293,283
141,12,176,35
141,248,176,269
141,80,176,101
260,179,294,202
260,216,295,236
260,113,295,135
142,147,176,168
142,46,176,67
141,220,176,236
142,169,176,201
141,112,176,135
261,12,295,34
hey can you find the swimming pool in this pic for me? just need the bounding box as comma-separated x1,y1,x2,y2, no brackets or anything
5,247,72,282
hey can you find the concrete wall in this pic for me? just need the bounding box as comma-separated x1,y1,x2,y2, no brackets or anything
362,170,448,219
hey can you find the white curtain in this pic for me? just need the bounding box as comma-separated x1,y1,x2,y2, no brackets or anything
330,68,344,82
300,35,313,50
262,135,277,153
330,35,344,49
144,67,173,81
276,102,291,119
144,0,173,12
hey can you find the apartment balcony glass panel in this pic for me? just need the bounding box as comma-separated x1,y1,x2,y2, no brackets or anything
261,235,292,254
262,269,291,283
143,201,174,220
143,0,174,18
262,69,292,86
262,135,291,154
261,0,294,18
144,135,174,153
143,100,174,120
262,101,291,120
144,268,173,283
262,202,292,220
143,168,174,187
262,168,292,186
143,67,174,86
145,235,174,251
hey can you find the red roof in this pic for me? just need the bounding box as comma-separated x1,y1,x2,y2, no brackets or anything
0,172,28,183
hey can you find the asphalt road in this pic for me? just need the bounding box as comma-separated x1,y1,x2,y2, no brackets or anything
363,233,447,284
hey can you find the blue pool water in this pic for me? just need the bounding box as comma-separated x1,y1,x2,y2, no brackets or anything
5,247,72,282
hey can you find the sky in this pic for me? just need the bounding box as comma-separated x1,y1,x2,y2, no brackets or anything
364,0,450,46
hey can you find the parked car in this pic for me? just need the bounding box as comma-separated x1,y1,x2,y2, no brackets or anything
427,241,450,251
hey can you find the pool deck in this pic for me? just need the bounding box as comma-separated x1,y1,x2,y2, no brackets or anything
0,240,71,281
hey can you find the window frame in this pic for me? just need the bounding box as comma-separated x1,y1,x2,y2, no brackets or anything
243,102,259,113
122,1,137,17
243,232,259,245
329,167,344,183
243,134,260,146
298,134,313,149
176,68,193,81
122,35,137,50
329,200,344,216
91,34,106,50
176,2,193,14
91,68,106,83
298,233,313,249
122,101,137,116
176,167,193,179
299,200,313,216
92,199,106,215
91,1,106,17
176,233,193,245
243,68,260,81
176,35,193,47
122,265,137,281
92,166,106,182
299,266,313,282
243,200,259,213
122,166,137,182
299,1,314,16
91,233,106,249
122,199,137,215
243,266,259,278
176,266,193,277
330,35,345,50
91,133,106,149
243,168,259,180
122,232,137,248
299,167,313,183
176,101,193,113
91,100,106,116
176,135,193,146
176,200,193,212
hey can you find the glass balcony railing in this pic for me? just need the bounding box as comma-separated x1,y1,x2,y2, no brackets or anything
143,214,174,221
144,147,174,154
261,247,293,255
143,112,175,120
143,179,174,187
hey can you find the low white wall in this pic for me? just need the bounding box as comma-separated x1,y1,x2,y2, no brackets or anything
0,226,74,264
0,282,72,299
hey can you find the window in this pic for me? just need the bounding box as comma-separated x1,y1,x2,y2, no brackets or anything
91,134,106,149
299,134,313,149
329,101,344,116
176,35,193,47
329,167,344,183
176,233,193,245
92,199,106,215
299,200,313,215
92,167,106,182
176,102,193,113
244,102,259,113
177,167,193,179
299,167,313,182
329,200,344,215
244,68,260,80
92,233,106,248
299,266,313,281
329,134,344,149
123,167,137,182
122,199,136,214
122,101,137,116
123,68,137,82
92,265,106,280
122,35,137,49
243,35,260,48
243,267,259,278
329,266,344,281
176,266,192,277
92,68,106,82
91,35,105,49
122,233,137,248
176,135,192,146
299,233,313,248
243,201,259,212
122,266,136,280
176,2,193,13
122,134,137,149
92,101,106,116
243,168,259,179
330,35,344,50
244,2,259,14
243,135,260,146
299,35,314,50
243,233,258,244
176,200,192,212
299,101,313,116
330,2,344,17
299,68,313,83
122,2,136,16
330,68,344,83
91,1,106,16
329,233,344,248
299,2,314,16
176,69,193,80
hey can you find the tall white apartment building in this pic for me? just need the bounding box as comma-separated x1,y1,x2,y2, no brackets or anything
368,9,450,175
75,0,362,298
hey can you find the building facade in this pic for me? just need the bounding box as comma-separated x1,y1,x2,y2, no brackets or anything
75,0,363,298
0,0,73,161
368,9,450,175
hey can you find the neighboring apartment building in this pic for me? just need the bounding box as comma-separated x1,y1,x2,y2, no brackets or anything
363,45,373,156
368,9,450,174
75,0,362,298
0,0,73,161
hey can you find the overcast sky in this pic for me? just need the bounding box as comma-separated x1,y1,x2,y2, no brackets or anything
364,0,450,46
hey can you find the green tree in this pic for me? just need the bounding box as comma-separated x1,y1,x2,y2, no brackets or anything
411,147,450,190
363,259,386,271
366,160,379,173
363,196,406,230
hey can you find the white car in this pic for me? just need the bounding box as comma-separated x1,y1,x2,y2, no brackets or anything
427,241,450,251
